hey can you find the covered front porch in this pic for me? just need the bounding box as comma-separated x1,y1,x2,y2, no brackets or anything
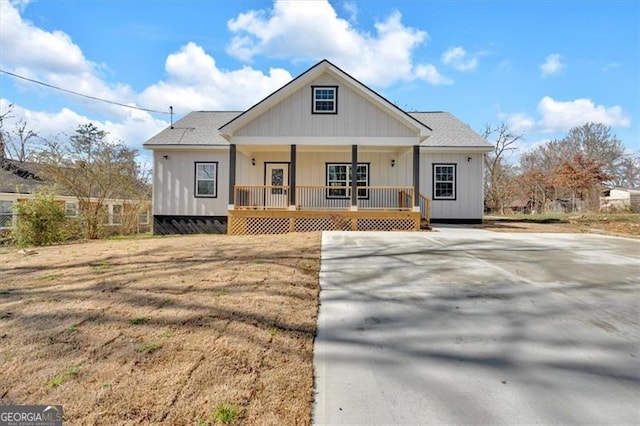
226,144,430,235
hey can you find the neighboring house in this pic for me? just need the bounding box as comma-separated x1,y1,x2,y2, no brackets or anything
509,199,534,214
0,155,150,231
143,59,493,235
600,188,640,212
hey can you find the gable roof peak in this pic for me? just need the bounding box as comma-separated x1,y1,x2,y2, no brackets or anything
219,58,431,139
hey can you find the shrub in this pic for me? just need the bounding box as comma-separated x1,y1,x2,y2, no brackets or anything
12,189,68,246
0,229,15,246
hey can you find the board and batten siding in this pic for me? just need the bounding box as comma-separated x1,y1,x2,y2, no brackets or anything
235,75,417,139
153,150,229,216
245,150,412,187
420,152,484,220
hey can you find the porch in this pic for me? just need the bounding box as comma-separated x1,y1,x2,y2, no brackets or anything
226,143,429,235
228,185,430,235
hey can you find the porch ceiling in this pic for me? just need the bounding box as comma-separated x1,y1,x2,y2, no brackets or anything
237,144,410,156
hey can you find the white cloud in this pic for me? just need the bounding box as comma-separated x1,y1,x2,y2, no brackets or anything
0,1,138,120
536,96,630,132
540,53,564,77
139,42,293,112
441,46,478,72
1,98,167,154
414,64,453,85
0,2,293,153
226,0,449,87
0,0,90,74
1,0,458,157
501,96,631,134
500,112,536,133
342,1,358,22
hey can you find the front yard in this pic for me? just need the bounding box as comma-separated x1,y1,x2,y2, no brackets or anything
1,213,637,424
0,233,321,425
482,212,640,238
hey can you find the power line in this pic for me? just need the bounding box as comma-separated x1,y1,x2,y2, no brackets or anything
0,68,171,115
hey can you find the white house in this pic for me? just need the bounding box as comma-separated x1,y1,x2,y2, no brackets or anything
143,59,492,235
600,188,640,212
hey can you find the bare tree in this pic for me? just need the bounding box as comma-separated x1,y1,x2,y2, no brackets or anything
4,119,40,162
40,123,147,239
614,154,640,189
563,123,626,184
514,123,631,212
0,103,14,160
517,151,553,212
482,123,522,214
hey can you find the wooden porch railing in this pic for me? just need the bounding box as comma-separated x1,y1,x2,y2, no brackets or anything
234,185,417,211
419,192,431,223
234,185,290,209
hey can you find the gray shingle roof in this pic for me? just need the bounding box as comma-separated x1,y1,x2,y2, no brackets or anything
0,160,50,194
0,159,145,198
142,110,491,149
143,111,241,147
410,112,492,148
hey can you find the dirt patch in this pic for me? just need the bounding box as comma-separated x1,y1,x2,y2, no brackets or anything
480,214,640,238
0,233,321,425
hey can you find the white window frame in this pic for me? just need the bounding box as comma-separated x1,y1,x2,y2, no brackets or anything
433,164,456,200
195,162,218,198
0,200,14,229
326,163,369,199
312,86,338,114
139,209,149,225
66,201,78,217
111,204,123,225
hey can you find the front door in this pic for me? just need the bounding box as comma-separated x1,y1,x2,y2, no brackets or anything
265,163,289,208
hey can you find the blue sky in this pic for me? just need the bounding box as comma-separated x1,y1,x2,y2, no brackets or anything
1,0,638,164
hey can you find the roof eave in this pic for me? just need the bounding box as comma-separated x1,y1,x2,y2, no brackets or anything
143,144,230,151
420,146,493,153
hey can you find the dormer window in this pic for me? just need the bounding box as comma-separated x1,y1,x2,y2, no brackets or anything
312,86,338,114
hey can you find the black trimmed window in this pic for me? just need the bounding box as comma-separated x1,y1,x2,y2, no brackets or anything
433,164,456,200
312,86,338,114
326,163,369,199
195,162,218,198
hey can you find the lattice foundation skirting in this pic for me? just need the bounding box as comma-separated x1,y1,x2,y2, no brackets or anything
228,210,421,235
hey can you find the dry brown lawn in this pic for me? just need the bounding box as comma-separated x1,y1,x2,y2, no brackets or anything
481,213,640,238
0,233,321,425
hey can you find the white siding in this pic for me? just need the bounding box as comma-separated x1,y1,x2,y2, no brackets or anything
236,151,251,184
153,149,485,221
609,189,632,200
421,153,484,220
244,152,291,185
243,150,410,186
235,75,417,139
153,150,229,216
240,150,485,220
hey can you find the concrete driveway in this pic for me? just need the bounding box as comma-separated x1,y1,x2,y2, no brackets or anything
313,228,640,425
